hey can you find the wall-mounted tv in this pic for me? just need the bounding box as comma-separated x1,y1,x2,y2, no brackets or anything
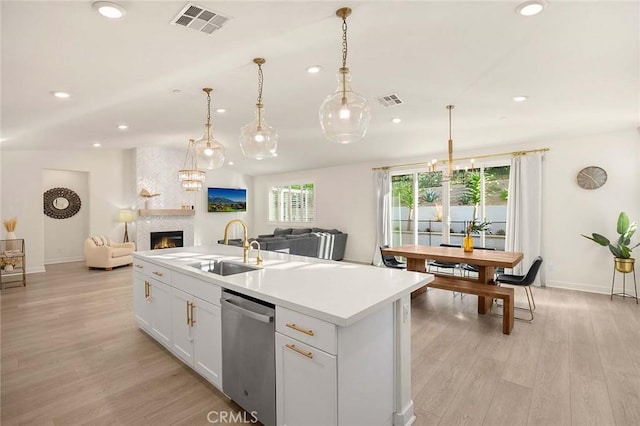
207,187,247,212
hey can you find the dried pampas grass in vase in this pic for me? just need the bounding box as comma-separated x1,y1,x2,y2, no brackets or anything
3,217,17,240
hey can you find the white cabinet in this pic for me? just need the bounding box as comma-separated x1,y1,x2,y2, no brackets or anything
133,273,171,347
133,275,151,330
149,279,172,347
170,286,222,389
275,305,395,426
275,333,337,426
171,287,194,365
192,297,222,388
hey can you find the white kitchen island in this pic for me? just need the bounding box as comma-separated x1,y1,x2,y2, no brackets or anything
132,244,432,426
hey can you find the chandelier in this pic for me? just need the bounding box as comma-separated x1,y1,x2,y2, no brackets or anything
178,138,205,191
240,58,278,159
195,88,225,169
319,7,371,144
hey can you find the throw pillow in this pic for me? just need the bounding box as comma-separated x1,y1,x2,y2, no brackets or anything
291,227,313,235
91,236,112,247
273,227,293,237
312,227,340,234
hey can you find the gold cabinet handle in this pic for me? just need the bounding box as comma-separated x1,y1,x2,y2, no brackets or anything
286,323,314,336
189,302,196,326
152,271,163,277
135,264,144,269
285,344,313,359
144,280,150,300
186,301,191,325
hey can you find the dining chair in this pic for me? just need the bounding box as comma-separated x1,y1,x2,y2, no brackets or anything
493,256,543,321
380,245,407,269
461,246,495,277
428,244,461,276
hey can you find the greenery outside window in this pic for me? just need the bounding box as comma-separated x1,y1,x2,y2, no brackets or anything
269,183,315,223
391,164,509,249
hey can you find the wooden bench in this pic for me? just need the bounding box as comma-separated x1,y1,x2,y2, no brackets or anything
427,276,515,335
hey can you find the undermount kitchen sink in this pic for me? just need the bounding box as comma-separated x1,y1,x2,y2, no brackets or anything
190,260,258,276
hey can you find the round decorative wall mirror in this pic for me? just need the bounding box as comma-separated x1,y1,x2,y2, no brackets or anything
43,187,82,219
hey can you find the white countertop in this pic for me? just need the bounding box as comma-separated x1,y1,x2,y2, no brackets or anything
133,244,433,327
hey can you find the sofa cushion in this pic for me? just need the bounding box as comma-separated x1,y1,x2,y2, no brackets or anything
291,227,313,235
111,246,133,258
312,227,341,234
273,227,293,237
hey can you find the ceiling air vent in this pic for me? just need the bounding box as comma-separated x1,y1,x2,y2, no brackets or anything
375,94,404,108
170,3,230,35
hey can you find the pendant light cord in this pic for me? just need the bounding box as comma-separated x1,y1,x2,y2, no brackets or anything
341,17,348,69
256,63,264,106
447,105,455,178
203,88,213,147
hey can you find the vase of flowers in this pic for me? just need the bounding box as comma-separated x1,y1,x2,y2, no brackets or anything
464,219,491,252
3,217,17,240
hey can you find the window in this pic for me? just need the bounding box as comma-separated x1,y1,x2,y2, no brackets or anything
268,183,315,223
390,164,509,250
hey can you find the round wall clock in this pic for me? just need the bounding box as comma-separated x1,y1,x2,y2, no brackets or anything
577,166,607,190
43,187,82,219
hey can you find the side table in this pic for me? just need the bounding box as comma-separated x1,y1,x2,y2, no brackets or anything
1,239,26,289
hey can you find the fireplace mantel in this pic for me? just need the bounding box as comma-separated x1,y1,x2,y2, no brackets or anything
137,209,195,217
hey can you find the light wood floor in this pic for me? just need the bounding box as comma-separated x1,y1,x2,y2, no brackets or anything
2,262,640,425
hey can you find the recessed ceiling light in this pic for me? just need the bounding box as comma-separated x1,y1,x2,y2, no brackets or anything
92,1,126,19
118,124,128,130
512,95,528,102
516,1,547,16
93,143,101,148
215,108,227,114
51,91,70,99
306,66,322,74
391,118,402,124
228,161,234,166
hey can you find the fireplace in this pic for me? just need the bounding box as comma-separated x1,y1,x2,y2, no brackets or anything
150,231,184,250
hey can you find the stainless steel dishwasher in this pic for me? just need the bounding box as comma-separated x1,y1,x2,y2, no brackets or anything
221,289,275,426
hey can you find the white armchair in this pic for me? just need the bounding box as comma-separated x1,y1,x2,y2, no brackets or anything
84,236,135,270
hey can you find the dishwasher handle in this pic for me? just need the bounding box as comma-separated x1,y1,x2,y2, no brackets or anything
221,297,274,323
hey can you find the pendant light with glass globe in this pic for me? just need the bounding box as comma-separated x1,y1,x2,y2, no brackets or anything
240,58,278,160
195,88,225,169
319,7,371,144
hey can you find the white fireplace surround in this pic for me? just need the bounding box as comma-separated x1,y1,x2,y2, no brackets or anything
135,147,196,249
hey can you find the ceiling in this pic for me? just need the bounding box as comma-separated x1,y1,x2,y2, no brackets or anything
2,1,638,176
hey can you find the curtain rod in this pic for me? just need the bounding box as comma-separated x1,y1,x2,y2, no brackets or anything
372,147,550,171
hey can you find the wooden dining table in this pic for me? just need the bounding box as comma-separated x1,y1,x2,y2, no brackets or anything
382,244,524,314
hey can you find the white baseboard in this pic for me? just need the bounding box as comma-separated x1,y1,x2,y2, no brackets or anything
44,257,84,265
545,279,610,295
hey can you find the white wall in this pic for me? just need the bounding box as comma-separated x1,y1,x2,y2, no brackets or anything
134,146,253,249
253,128,640,293
1,149,135,273
1,147,253,271
196,167,253,246
43,169,90,264
253,162,377,262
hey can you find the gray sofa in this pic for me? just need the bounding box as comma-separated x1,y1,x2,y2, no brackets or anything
220,227,348,261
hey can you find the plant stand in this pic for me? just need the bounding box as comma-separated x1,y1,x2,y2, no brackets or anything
611,262,637,304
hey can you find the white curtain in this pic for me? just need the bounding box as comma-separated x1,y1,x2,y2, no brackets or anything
505,153,545,285
372,169,391,266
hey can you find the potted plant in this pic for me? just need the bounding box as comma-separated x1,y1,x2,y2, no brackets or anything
582,212,639,273
464,219,491,252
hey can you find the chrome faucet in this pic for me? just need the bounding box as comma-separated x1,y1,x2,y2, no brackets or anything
223,219,249,263
249,240,263,266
